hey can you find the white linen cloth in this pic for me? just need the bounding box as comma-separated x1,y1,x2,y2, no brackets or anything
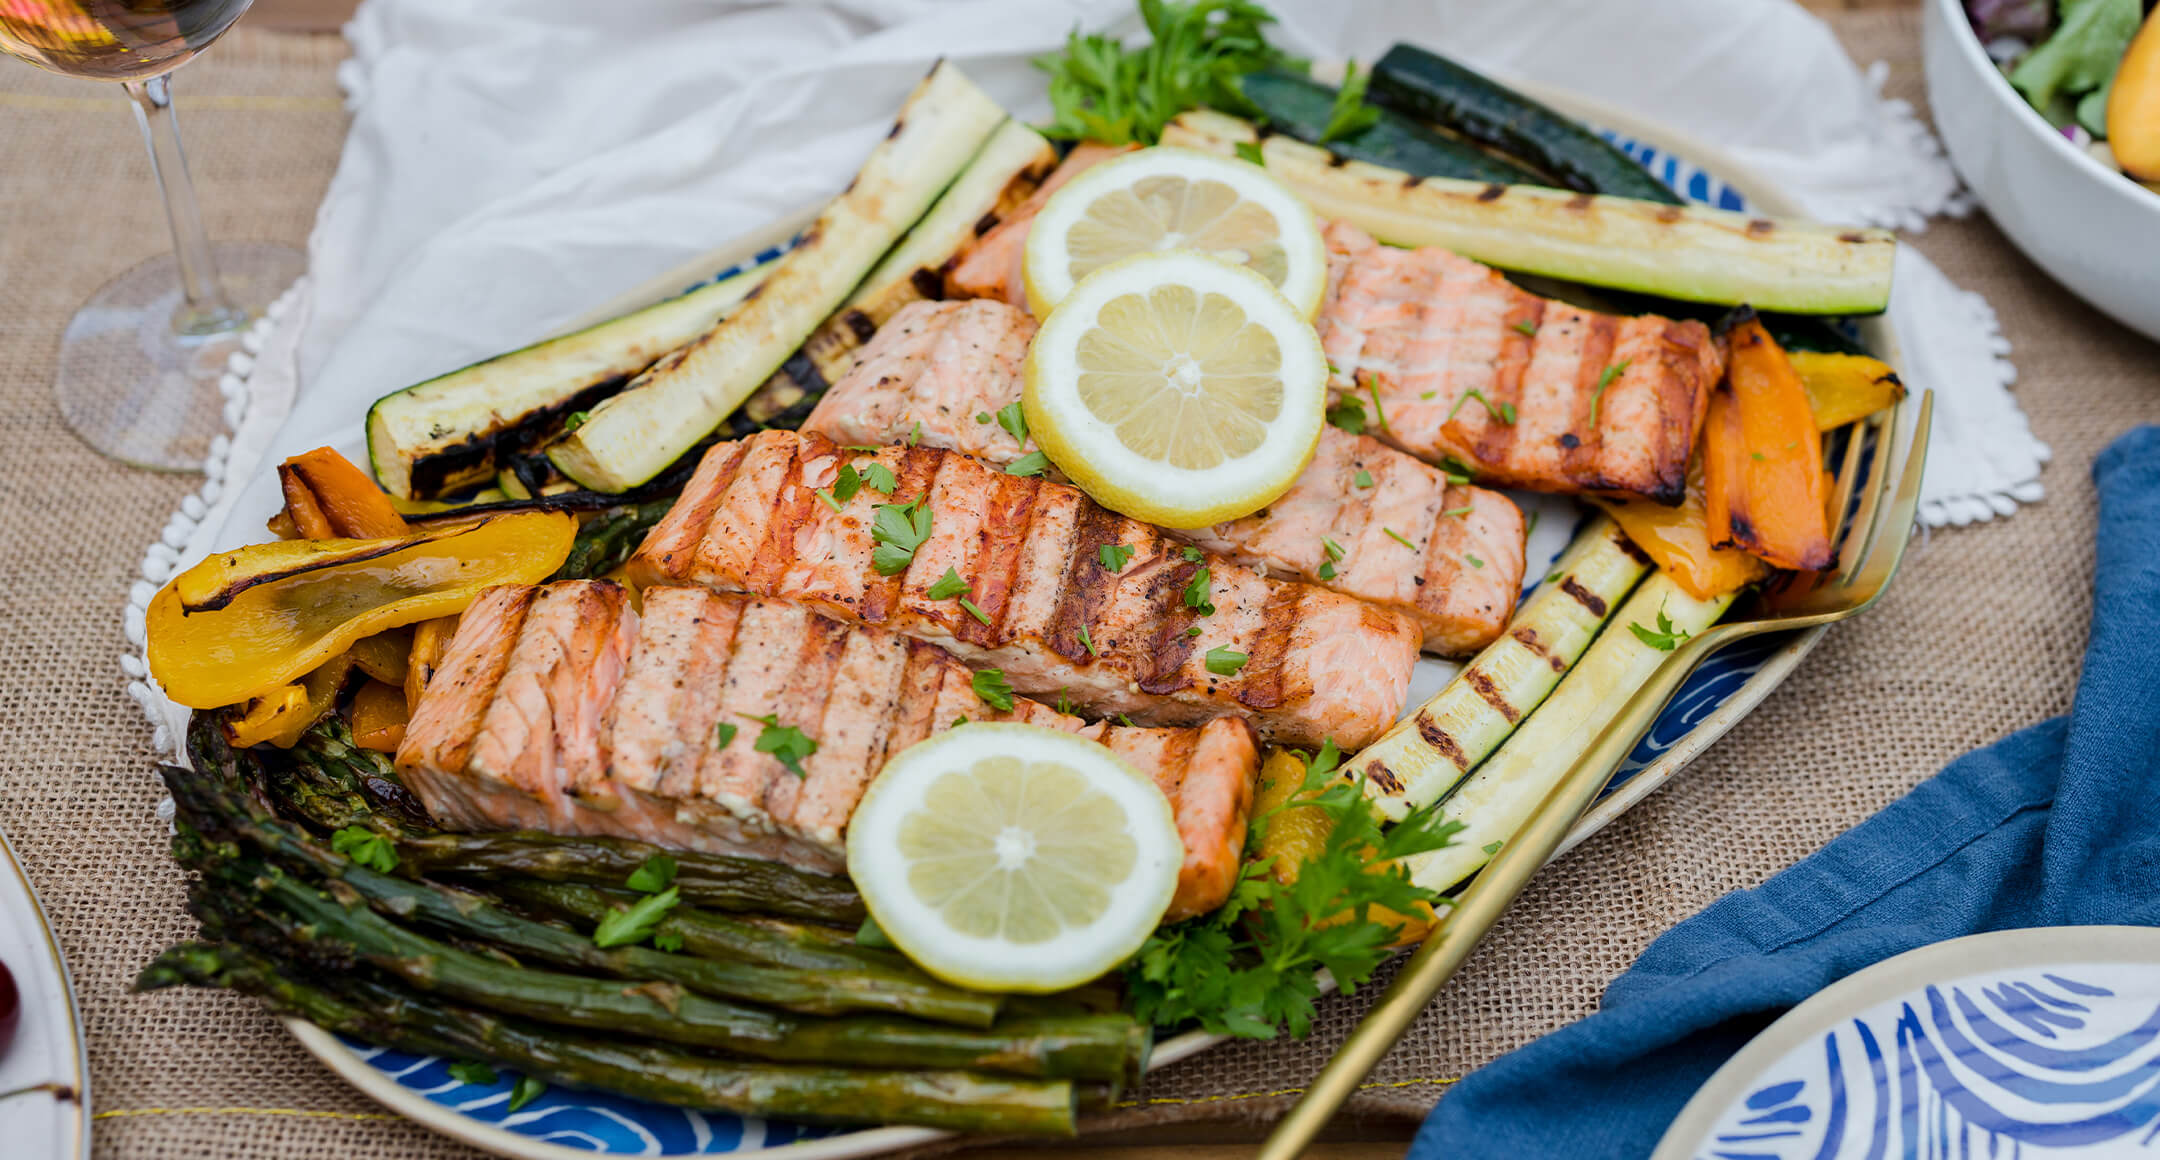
124,0,2048,756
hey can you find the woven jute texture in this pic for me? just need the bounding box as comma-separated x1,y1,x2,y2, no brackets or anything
0,10,2154,1158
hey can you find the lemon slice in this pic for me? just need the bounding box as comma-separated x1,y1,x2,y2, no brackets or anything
1024,146,1328,318
1023,250,1327,529
846,723,1182,993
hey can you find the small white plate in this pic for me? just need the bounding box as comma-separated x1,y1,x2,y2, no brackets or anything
1656,926,2160,1159
0,823,91,1159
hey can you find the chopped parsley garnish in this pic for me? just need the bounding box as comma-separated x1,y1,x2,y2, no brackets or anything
331,826,397,874
509,1076,546,1112
1078,624,1100,657
1441,506,1474,518
1318,536,1346,580
1628,604,1691,651
712,721,738,749
1183,566,1215,615
1384,527,1417,551
972,668,1016,712
447,1061,498,1086
870,498,933,575
653,932,683,952
1205,647,1249,676
927,567,972,601
1589,360,1631,428
1465,554,1485,569
1325,396,1367,435
1319,60,1382,143
908,421,923,447
593,886,679,948
1099,543,1134,572
562,411,590,433
842,444,883,452
1117,713,1137,727
1186,624,1203,637
975,411,993,424
859,461,897,494
1126,741,1463,1039
1482,840,1504,856
855,915,895,948
996,401,1029,445
625,854,677,894
1446,387,1515,426
1511,319,1539,338
1182,546,1205,563
743,713,817,777
831,463,864,503
1440,456,1477,484
958,597,991,626
1055,690,1076,716
1353,469,1374,489
1750,451,1767,462
1006,450,1051,477
1235,140,1265,166
1362,379,1390,431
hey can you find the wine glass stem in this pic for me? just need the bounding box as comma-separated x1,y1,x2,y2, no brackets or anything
121,72,243,338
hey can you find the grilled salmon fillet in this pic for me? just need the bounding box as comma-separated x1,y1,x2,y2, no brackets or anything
399,581,1261,918
805,298,1525,655
943,142,1134,308
1318,220,1723,505
628,431,1421,749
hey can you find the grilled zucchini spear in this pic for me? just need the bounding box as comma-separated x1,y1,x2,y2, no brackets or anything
1344,519,1651,820
366,258,775,500
1161,109,1897,315
549,62,1006,492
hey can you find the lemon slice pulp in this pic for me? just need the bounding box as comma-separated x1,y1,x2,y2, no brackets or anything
1024,146,1327,319
1024,250,1327,529
846,723,1182,993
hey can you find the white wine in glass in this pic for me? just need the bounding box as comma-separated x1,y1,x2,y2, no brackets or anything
0,0,306,471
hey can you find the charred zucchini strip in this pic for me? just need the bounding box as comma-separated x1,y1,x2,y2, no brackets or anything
1344,519,1650,821
1399,572,1735,895
1162,109,1896,315
550,62,1006,492
366,259,775,500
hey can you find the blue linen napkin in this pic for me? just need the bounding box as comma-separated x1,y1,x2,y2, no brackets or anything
1411,425,2160,1159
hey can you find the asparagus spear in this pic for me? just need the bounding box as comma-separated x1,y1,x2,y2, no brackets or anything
164,761,996,1026
203,712,867,925
184,854,1139,1082
494,880,913,974
136,941,1078,1137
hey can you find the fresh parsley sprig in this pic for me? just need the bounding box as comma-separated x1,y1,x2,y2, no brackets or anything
1125,742,1462,1039
1035,0,1303,145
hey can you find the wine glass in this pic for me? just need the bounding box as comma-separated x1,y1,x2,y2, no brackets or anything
0,0,307,471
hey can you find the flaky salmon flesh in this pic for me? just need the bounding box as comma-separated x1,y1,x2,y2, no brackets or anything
627,430,1422,751
398,581,1260,919
805,298,1526,656
1318,220,1723,505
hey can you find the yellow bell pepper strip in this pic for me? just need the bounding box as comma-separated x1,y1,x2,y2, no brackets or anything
283,446,409,539
1593,461,1772,600
349,626,414,687
1787,350,1905,433
351,678,412,753
148,510,573,710
2108,7,2160,180
225,653,356,750
404,616,460,716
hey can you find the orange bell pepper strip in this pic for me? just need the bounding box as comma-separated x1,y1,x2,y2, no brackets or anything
148,510,574,710
351,678,412,753
1593,459,1771,600
1703,318,1835,573
283,447,409,539
276,464,337,539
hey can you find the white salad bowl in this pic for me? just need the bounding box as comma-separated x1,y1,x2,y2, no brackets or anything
1924,0,2160,343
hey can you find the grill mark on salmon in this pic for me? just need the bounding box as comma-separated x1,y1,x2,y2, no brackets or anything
1318,219,1721,505
631,431,1422,749
803,298,1526,656
1233,582,1302,713
396,582,1263,914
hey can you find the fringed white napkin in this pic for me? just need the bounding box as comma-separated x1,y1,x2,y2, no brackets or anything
125,0,2050,753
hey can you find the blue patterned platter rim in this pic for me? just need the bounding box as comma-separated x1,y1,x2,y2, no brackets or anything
1653,926,2160,1160
286,88,1896,1160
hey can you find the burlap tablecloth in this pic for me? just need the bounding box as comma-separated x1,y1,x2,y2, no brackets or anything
1,10,2154,1158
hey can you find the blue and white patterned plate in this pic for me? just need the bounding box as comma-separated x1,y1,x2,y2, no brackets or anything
286,88,1900,1159
1655,927,2160,1159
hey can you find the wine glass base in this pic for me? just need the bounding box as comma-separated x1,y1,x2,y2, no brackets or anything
53,241,308,473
